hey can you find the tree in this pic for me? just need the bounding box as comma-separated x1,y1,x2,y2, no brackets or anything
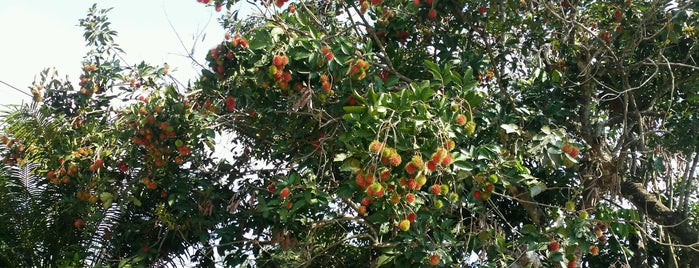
2,0,699,267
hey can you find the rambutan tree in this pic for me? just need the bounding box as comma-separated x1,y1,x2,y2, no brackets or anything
2,0,699,267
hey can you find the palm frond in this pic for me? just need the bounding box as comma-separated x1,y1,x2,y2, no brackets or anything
0,164,36,266
84,204,124,266
5,162,44,197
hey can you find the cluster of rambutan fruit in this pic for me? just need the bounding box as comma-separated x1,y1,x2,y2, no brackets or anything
471,174,497,200
126,95,192,176
547,221,608,268
561,142,581,167
268,54,292,90
76,190,98,203
272,185,293,209
349,59,370,80
351,138,465,237
0,136,29,166
46,147,104,188
358,0,383,14
562,143,580,158
208,33,248,80
79,63,101,95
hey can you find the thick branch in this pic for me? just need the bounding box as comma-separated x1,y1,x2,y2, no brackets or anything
506,184,547,227
621,180,699,248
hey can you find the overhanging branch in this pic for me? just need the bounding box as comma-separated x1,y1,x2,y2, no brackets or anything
621,180,699,248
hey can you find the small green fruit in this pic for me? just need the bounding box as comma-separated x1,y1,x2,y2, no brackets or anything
440,184,449,195
416,175,427,186
434,199,444,209
348,158,361,169
488,174,498,183
268,66,278,78
565,201,575,211
464,121,476,136
579,210,589,219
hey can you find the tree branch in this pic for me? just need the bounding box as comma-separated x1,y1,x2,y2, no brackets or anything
681,148,699,217
621,180,699,249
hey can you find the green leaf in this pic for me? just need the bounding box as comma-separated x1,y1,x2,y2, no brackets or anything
448,68,463,85
418,81,435,101
368,87,378,105
249,30,272,50
99,192,113,202
270,26,284,41
127,196,141,207
462,69,477,90
343,113,359,122
333,153,347,162
376,254,393,267
550,252,564,262
288,47,311,61
551,69,562,83
541,125,551,134
521,224,538,234
424,60,442,82
289,172,301,184
343,106,368,114
463,90,484,107
611,222,630,238
530,183,546,197
500,124,520,134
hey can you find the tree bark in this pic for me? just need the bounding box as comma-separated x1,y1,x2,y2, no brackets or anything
629,231,649,268
507,183,547,227
621,180,699,265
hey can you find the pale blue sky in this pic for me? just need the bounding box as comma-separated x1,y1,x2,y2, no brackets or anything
0,0,238,106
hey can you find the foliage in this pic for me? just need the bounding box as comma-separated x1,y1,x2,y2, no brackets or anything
2,0,699,267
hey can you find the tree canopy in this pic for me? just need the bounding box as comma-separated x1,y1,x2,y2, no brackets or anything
2,0,699,267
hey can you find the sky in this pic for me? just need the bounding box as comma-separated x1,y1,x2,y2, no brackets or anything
0,0,240,107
